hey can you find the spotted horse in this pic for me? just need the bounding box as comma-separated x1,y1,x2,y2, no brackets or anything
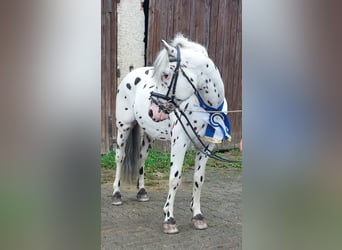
112,34,234,234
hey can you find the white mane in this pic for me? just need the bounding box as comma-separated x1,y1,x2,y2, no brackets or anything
171,34,208,56
153,34,208,81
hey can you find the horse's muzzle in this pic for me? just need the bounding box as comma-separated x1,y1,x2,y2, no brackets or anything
149,101,169,122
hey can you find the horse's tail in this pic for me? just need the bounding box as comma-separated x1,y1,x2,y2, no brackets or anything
122,123,141,183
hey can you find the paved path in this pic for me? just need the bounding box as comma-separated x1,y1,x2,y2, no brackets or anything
101,166,242,249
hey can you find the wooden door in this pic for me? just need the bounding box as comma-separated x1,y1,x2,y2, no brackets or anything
101,0,117,154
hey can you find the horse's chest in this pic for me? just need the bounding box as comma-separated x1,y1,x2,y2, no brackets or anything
138,114,172,141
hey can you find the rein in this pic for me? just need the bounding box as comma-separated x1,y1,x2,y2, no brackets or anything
150,46,241,163
174,110,240,163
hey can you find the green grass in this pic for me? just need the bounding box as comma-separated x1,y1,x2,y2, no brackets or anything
101,147,242,177
101,149,196,179
207,148,242,168
101,151,116,169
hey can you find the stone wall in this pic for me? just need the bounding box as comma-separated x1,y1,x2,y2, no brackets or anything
117,0,145,84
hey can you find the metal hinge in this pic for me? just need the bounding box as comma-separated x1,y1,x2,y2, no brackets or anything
116,68,120,78
105,0,112,13
108,115,113,150
108,115,113,138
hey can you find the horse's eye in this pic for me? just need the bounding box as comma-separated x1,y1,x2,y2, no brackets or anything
162,72,172,82
161,73,169,81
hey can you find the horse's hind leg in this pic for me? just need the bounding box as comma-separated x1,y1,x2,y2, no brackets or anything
190,144,215,229
136,133,153,202
112,127,131,205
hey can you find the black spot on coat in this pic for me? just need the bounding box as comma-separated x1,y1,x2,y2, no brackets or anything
134,77,141,85
126,83,131,90
184,103,189,111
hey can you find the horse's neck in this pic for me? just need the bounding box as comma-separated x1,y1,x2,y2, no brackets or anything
197,70,225,109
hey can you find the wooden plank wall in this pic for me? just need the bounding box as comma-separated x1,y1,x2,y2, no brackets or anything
146,0,242,145
101,0,117,154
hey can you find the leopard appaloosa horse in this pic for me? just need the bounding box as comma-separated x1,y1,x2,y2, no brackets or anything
112,34,232,234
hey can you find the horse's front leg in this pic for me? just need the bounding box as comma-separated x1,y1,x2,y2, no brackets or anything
190,144,215,230
162,141,188,234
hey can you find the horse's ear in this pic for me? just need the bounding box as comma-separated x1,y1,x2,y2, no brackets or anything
161,40,177,59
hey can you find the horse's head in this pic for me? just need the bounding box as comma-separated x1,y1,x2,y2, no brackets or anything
149,34,225,122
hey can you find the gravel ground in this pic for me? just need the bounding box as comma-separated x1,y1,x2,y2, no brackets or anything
101,165,242,250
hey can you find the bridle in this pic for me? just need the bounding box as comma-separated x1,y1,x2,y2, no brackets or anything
150,46,240,163
150,45,194,114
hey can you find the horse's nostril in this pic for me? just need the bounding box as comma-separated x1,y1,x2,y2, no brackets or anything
148,109,153,118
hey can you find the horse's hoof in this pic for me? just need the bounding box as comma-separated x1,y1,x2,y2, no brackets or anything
191,214,208,230
112,192,123,206
137,188,149,202
162,218,179,234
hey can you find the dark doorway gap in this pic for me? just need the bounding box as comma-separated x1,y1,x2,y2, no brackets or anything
143,0,149,66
